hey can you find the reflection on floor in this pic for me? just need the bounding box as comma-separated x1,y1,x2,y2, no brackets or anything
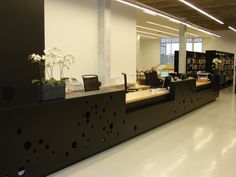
50,87,236,177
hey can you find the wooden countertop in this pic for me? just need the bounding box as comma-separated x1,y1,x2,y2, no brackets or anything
196,81,211,87
126,89,169,103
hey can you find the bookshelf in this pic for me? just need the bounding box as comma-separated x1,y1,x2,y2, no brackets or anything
206,50,234,88
174,51,206,74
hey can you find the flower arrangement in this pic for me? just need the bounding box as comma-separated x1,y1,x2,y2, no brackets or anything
212,58,222,70
29,47,75,85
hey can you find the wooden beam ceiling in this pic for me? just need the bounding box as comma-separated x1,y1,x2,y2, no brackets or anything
136,0,236,31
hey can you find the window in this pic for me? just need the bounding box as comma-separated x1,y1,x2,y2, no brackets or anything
160,38,203,65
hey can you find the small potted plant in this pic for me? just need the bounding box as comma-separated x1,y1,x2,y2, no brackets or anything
29,47,75,101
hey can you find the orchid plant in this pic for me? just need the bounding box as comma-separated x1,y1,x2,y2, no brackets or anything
29,47,75,85
212,58,222,70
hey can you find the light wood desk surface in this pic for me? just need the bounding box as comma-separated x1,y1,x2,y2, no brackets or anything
196,81,211,87
126,89,169,104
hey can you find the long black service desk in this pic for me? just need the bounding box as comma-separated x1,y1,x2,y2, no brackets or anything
0,79,219,177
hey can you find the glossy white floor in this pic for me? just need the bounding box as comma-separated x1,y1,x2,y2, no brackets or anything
50,88,236,177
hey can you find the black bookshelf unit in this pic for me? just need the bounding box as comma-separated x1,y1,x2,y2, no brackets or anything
174,51,206,74
206,50,234,89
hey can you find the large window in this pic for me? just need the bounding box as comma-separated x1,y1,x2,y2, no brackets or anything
160,38,203,65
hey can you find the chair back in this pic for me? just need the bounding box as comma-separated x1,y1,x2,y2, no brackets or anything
149,71,161,88
82,74,100,92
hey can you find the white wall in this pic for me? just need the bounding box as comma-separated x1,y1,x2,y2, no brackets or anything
203,30,236,56
45,0,98,81
45,0,137,85
110,1,137,84
139,39,160,71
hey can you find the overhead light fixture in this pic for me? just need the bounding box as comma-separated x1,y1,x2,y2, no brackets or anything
115,0,221,37
228,26,236,32
178,0,224,25
146,21,179,31
171,19,221,37
146,21,198,37
137,30,169,38
137,25,179,37
138,34,158,39
186,32,199,37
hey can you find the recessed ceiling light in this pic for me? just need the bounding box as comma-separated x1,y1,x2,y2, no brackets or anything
228,26,236,32
137,31,169,38
178,0,224,25
137,25,179,37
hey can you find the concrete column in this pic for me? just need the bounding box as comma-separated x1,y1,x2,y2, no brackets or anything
97,0,111,85
136,35,140,70
179,24,187,73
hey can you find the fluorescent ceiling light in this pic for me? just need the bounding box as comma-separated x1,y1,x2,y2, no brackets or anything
187,32,198,37
146,21,198,37
115,0,221,37
228,26,236,32
146,21,179,31
171,19,221,37
137,25,179,37
138,34,158,39
137,30,169,38
178,0,224,25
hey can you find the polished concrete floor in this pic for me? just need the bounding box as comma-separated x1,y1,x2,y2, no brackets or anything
50,88,236,177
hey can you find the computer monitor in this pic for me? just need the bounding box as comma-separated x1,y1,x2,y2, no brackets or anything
160,71,169,78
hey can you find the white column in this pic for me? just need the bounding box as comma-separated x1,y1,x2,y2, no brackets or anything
97,0,111,85
179,24,187,73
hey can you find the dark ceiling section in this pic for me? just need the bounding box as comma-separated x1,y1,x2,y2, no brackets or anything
136,0,236,31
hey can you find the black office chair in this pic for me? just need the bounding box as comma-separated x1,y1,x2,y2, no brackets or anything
144,71,151,86
149,71,162,88
163,76,172,89
82,74,100,92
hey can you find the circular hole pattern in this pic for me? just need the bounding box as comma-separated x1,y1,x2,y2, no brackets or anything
27,159,30,164
103,109,106,113
38,139,43,145
94,105,98,109
110,96,113,100
17,167,26,176
65,152,69,156
33,149,37,154
72,141,77,149
109,123,114,129
113,112,117,116
82,133,86,138
17,129,22,134
134,125,137,131
24,141,32,150
122,120,125,124
77,122,80,126
85,112,90,118
45,145,50,150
